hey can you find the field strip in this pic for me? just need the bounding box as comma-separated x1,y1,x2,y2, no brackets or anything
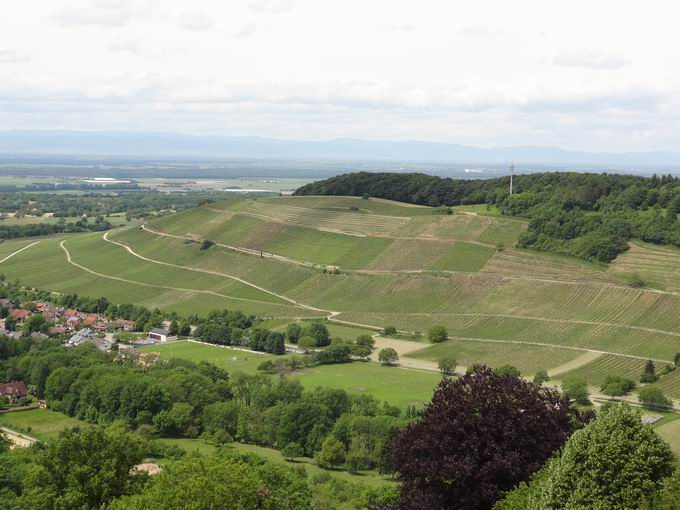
59,239,303,308
438,335,671,364
141,224,319,270
103,232,328,314
398,311,680,338
0,241,41,264
547,351,605,377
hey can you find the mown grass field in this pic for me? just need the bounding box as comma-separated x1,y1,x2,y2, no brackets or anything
0,409,83,442
137,340,440,408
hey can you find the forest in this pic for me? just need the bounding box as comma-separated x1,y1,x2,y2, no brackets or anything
295,171,680,262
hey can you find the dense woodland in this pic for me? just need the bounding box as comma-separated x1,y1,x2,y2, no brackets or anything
296,171,680,262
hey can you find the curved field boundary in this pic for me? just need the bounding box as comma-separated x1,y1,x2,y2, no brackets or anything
437,335,670,364
547,351,604,377
102,232,326,313
0,241,41,264
389,311,680,339
59,238,301,309
142,224,320,270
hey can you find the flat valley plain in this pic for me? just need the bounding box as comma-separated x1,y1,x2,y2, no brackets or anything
4,195,680,403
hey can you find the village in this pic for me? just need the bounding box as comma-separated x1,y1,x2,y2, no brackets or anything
0,298,175,407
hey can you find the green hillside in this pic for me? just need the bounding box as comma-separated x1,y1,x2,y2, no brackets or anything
4,196,680,400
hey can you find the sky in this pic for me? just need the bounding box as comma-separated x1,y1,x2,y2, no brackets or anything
1,0,679,152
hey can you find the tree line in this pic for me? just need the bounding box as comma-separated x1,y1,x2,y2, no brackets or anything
295,171,680,262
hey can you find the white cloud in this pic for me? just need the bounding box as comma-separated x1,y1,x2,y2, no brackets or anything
248,0,294,13
3,0,680,151
232,22,258,38
553,50,630,70
0,50,30,63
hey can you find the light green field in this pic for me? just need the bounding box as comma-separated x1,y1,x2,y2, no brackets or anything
137,340,275,374
455,204,502,216
138,340,439,408
406,338,583,376
0,409,83,442
655,418,680,455
430,241,496,272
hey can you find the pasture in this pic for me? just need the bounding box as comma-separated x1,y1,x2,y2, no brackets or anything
0,409,83,442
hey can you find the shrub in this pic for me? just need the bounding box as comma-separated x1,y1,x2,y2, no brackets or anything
427,325,448,343
638,387,672,410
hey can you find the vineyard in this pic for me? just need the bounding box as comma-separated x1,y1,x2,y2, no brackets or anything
4,196,680,383
609,241,680,291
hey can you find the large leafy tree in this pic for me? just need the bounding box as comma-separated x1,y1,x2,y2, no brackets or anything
525,404,675,509
392,366,589,510
110,452,311,510
16,426,147,510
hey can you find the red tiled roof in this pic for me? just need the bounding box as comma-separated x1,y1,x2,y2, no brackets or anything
0,380,28,397
9,309,31,320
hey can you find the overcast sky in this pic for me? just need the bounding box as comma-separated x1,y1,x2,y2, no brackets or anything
1,0,679,151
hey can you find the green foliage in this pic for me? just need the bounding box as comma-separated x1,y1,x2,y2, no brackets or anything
525,404,675,509
427,325,448,343
561,377,590,404
316,436,346,469
298,336,316,352
641,360,660,383
382,325,397,336
494,365,521,377
601,375,636,397
281,442,303,461
285,322,302,344
378,348,399,366
533,370,550,385
302,322,331,347
199,239,215,250
110,451,311,510
15,426,147,510
638,387,673,410
437,356,457,376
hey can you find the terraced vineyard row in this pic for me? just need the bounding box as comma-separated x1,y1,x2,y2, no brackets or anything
482,248,618,283
240,202,410,237
406,338,583,375
556,354,647,387
609,241,680,292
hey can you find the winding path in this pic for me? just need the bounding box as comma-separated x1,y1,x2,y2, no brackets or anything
58,239,304,309
0,241,40,264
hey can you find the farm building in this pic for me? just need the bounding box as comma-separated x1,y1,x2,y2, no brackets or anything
0,380,28,403
148,328,175,342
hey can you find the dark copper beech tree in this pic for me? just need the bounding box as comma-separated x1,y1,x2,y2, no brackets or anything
392,366,591,510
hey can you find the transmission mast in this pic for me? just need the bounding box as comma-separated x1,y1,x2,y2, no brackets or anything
509,163,514,195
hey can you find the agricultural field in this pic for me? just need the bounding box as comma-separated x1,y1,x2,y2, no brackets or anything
0,213,128,227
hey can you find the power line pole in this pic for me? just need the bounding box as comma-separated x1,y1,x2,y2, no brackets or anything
509,163,514,195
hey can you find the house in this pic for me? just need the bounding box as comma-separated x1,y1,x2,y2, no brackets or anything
66,328,94,347
82,314,99,327
91,337,113,352
9,309,31,324
148,328,175,342
48,325,67,336
113,319,135,331
66,316,81,330
0,380,28,404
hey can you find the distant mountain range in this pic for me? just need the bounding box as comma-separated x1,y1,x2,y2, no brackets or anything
1,130,680,168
